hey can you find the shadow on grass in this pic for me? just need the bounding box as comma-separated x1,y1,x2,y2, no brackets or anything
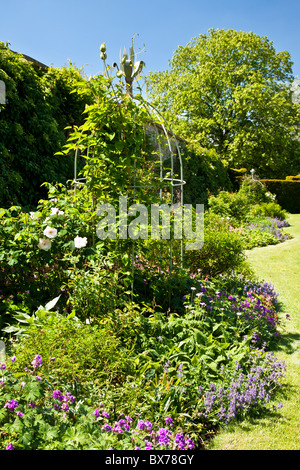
272,330,300,354
272,300,300,354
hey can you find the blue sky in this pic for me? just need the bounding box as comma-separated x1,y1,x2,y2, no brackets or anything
2,0,300,85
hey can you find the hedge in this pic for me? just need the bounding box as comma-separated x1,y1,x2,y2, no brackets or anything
0,42,89,209
261,179,300,213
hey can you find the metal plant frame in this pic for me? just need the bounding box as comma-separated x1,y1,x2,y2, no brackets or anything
72,41,186,291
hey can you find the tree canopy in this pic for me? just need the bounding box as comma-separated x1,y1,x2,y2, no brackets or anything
146,29,300,178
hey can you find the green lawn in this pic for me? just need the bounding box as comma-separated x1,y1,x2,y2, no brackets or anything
208,213,300,450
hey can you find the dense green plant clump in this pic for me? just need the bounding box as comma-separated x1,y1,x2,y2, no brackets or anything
0,42,90,209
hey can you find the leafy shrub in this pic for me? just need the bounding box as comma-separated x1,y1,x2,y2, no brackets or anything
119,273,285,430
184,213,247,277
8,313,133,389
0,183,97,312
208,190,250,221
249,202,288,220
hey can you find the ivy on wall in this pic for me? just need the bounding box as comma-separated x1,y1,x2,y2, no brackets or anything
0,42,90,209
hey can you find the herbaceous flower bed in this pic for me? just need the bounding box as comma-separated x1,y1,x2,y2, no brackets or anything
0,272,288,450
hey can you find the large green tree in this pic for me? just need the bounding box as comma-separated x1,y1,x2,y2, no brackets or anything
146,29,300,178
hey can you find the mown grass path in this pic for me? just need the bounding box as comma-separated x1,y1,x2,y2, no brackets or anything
208,214,300,450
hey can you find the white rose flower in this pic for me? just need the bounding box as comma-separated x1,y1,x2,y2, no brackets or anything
43,226,58,239
38,238,52,251
74,236,87,249
50,207,64,216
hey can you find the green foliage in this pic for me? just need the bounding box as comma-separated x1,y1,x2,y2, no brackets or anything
9,313,133,389
238,176,276,205
0,42,89,208
146,29,300,178
206,178,292,250
0,182,98,311
184,213,247,277
66,253,132,322
249,202,288,220
208,191,250,222
181,142,232,207
60,71,162,210
0,355,195,450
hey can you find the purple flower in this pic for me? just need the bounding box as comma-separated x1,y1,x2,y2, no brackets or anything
117,418,131,431
102,410,110,418
112,425,123,433
4,400,19,410
177,364,184,378
101,423,112,432
62,392,75,404
1,364,6,370
136,419,144,430
16,411,24,418
94,409,100,418
145,441,153,450
146,421,153,431
186,438,195,449
31,354,43,369
164,416,173,427
6,443,14,450
157,428,172,447
52,390,62,400
28,402,37,408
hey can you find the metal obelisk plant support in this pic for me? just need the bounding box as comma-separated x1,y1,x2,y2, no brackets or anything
73,40,185,295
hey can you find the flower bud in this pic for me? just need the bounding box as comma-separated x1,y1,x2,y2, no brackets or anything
100,51,107,61
100,43,106,52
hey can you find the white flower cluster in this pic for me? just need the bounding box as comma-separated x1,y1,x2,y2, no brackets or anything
38,225,58,251
38,206,87,251
265,192,276,201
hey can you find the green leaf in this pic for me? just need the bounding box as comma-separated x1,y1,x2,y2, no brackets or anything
45,295,61,311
